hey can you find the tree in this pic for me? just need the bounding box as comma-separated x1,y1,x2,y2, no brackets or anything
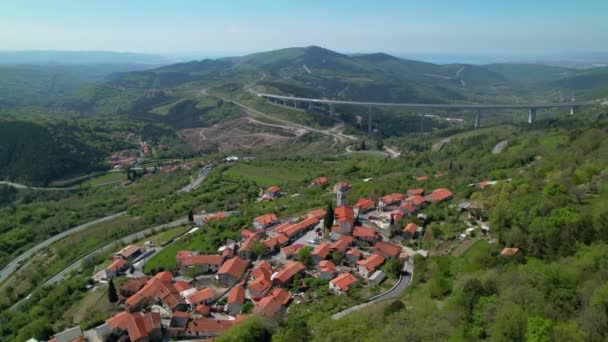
383,259,403,279
526,316,553,342
360,140,367,150
252,242,267,258
108,279,118,304
297,246,313,266
188,210,194,223
324,203,334,233
376,139,384,150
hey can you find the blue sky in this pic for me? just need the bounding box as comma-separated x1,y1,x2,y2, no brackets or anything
1,0,606,57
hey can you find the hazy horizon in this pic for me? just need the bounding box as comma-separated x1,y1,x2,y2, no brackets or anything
1,1,607,59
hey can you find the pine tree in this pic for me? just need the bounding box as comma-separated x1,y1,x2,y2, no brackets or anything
360,140,367,150
324,203,334,232
108,278,118,304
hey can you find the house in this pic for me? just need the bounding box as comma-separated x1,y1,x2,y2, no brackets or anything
357,254,386,278
280,244,304,259
329,273,358,293
195,304,211,316
373,241,402,259
184,317,242,339
353,226,381,244
416,175,428,182
106,259,128,279
403,223,422,239
354,198,375,215
405,195,428,208
262,233,289,252
252,213,279,231
125,274,188,312
333,205,354,235
272,261,306,287
318,260,336,280
400,202,417,216
345,249,362,264
263,186,282,200
283,217,319,240
238,235,260,259
169,311,190,330
119,277,149,298
226,284,245,316
253,296,283,317
500,247,520,256
311,177,329,186
175,251,195,265
307,208,327,220
477,180,496,189
218,257,249,286
333,181,351,193
407,188,425,197
426,188,454,203
311,243,331,264
203,212,225,223
368,270,386,286
268,288,292,306
180,255,223,273
240,229,258,239
187,288,215,306
248,276,273,299
330,235,352,253
106,311,162,342
114,245,142,262
378,193,405,210
173,280,193,294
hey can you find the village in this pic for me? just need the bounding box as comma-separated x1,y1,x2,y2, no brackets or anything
45,170,518,342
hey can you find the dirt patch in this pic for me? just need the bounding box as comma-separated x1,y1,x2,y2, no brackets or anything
452,238,477,257
178,116,306,152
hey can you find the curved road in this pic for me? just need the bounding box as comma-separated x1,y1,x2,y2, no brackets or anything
0,211,127,283
0,180,122,192
332,265,413,320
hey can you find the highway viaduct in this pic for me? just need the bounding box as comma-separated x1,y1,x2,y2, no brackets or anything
256,92,598,133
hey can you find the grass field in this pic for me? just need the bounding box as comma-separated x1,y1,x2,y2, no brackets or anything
224,161,329,186
85,171,126,186
142,229,217,273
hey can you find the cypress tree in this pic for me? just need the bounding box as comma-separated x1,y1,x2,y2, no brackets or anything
324,203,334,232
108,278,118,304
188,210,194,223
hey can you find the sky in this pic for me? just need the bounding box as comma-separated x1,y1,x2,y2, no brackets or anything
1,0,607,59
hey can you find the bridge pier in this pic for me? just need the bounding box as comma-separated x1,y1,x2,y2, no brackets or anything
330,103,334,116
528,108,537,124
420,115,424,132
570,106,576,115
474,110,482,129
308,103,313,111
293,101,297,109
367,106,372,133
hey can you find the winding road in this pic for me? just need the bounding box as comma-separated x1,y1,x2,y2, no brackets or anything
0,211,127,283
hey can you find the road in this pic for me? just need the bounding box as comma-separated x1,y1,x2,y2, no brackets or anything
10,218,190,310
0,211,127,283
0,179,121,191
177,164,215,193
331,263,413,320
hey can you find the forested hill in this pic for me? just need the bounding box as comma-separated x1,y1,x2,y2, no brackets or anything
0,118,176,185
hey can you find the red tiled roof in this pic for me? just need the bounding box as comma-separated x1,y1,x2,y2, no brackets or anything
330,273,358,292
173,280,192,293
262,233,289,249
335,205,354,223
273,261,305,284
416,175,428,181
283,217,319,238
204,213,225,222
357,254,385,272
253,296,282,317
330,238,350,252
181,254,223,267
268,288,291,305
380,193,404,204
407,188,425,196
319,260,335,270
240,235,259,252
353,226,379,239
405,195,427,206
185,317,236,334
346,249,361,258
311,177,329,185
373,242,401,258
176,250,194,261
255,260,272,271
426,188,454,202
266,186,281,193
307,208,326,220
116,245,141,259
241,229,257,239
227,285,245,304
120,277,149,295
354,198,375,210
251,267,273,280
106,311,161,342
248,276,272,294
188,288,215,305
218,257,249,279
391,210,404,222
404,223,419,234
195,304,210,315
254,213,279,226
312,243,331,259
107,259,128,272
154,271,173,283
500,247,520,256
333,181,351,190
400,203,416,213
